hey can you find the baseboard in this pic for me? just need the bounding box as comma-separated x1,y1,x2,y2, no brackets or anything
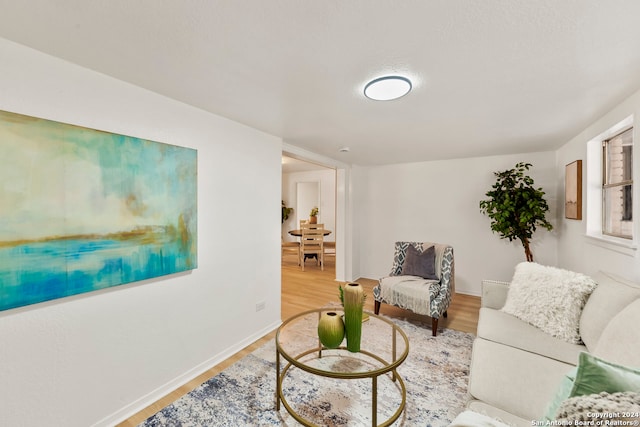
455,289,481,297
93,320,282,427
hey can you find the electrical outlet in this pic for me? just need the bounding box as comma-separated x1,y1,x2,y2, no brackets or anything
255,301,266,312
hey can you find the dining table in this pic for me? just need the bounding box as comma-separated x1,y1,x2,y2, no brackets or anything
288,229,332,262
288,229,332,238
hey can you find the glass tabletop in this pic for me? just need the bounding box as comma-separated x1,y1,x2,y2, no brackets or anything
275,307,409,378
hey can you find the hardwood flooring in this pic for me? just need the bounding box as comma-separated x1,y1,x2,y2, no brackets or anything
117,253,480,426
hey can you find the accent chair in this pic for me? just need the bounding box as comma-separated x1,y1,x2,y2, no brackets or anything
373,241,455,336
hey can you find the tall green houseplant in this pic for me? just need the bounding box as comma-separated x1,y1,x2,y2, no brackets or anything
479,162,553,262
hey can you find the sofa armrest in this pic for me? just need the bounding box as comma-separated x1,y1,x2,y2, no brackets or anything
481,280,510,309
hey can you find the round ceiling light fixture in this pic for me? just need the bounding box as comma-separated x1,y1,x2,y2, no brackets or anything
364,75,412,101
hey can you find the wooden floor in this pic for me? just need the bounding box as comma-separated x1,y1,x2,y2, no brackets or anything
118,254,480,426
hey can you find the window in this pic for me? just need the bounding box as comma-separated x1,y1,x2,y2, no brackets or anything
602,127,633,239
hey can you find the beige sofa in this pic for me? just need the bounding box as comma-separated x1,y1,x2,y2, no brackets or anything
463,270,640,425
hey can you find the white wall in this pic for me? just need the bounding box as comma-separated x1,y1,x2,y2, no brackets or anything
355,151,558,295
282,169,336,242
556,88,640,281
0,38,282,426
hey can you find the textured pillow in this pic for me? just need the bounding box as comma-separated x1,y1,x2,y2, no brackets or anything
570,352,640,398
555,391,640,423
501,262,597,344
401,245,437,279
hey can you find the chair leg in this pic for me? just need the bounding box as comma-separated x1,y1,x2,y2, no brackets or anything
431,317,438,337
374,300,381,315
443,311,448,318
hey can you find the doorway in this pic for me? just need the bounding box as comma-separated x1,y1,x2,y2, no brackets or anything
281,155,337,277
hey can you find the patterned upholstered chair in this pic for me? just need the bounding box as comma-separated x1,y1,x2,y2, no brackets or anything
373,241,455,336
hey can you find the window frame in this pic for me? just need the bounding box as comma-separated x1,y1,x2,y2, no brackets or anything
585,115,637,255
601,127,633,240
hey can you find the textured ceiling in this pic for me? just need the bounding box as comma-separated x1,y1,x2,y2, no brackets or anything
1,1,640,166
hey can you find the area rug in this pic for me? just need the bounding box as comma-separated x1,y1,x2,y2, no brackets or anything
139,316,475,426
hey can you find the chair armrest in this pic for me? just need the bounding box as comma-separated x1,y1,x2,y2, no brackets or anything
481,280,510,309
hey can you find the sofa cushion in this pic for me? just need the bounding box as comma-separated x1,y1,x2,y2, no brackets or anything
468,337,574,420
580,271,640,351
478,308,586,365
501,262,596,344
593,299,640,368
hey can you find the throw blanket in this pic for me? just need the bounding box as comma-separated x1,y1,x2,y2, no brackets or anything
379,275,439,316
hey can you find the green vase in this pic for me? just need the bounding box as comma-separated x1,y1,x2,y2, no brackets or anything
317,311,345,349
343,283,364,352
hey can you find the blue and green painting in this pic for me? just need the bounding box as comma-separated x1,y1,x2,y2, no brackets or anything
0,110,197,311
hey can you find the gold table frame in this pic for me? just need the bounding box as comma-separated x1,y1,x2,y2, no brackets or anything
275,308,410,427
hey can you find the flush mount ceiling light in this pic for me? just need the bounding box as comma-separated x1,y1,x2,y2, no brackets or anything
364,75,412,101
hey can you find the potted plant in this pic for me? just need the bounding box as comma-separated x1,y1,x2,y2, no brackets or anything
479,162,553,262
282,200,293,224
309,207,319,224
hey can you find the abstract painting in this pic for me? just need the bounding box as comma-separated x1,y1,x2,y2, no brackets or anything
0,110,197,311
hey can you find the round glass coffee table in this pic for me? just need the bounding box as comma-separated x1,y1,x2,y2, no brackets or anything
275,308,410,426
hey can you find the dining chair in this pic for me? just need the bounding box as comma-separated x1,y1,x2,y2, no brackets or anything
323,241,336,258
281,236,300,264
299,222,324,271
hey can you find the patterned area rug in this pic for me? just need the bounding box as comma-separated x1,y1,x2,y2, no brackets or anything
140,317,474,426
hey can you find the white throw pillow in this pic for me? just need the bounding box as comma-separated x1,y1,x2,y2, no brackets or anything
501,262,597,344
